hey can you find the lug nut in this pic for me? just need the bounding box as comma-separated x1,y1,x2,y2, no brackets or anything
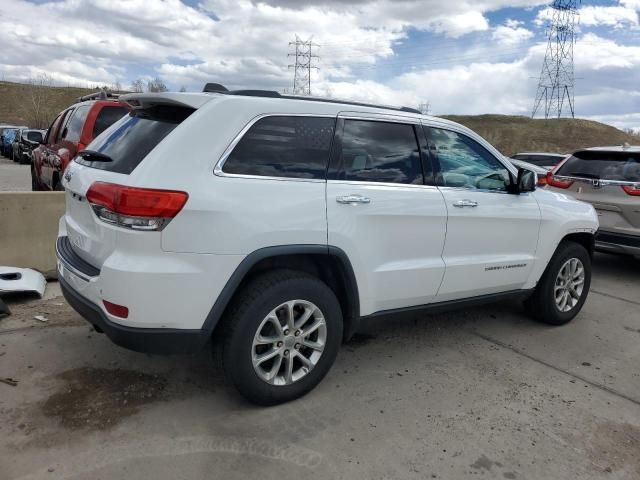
295,330,301,336
277,341,283,347
294,343,300,350
284,329,290,335
284,350,290,356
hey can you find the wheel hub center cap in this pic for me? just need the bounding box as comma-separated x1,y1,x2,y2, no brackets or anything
284,335,296,348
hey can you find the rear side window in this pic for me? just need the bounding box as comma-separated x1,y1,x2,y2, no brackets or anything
75,106,193,175
64,105,90,143
92,105,128,139
335,119,423,184
556,151,640,182
223,116,335,179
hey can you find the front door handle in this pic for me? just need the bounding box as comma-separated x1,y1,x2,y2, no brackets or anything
453,199,478,208
337,194,371,205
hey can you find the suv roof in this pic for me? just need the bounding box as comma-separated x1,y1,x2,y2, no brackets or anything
575,145,640,153
513,152,566,157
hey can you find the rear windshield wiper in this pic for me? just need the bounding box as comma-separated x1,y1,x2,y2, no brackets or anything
78,150,113,162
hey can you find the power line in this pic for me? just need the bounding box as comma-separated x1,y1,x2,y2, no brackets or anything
288,36,319,96
532,0,580,119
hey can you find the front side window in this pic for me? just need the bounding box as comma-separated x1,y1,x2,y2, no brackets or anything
223,116,335,179
335,119,423,184
427,128,510,191
55,109,73,144
64,105,90,143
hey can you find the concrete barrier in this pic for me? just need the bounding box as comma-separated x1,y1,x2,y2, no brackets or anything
0,192,65,279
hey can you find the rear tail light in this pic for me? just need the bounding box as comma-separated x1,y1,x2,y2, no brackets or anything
86,182,188,231
103,300,129,318
622,185,640,196
546,172,574,189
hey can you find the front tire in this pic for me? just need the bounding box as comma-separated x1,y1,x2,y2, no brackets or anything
526,241,591,325
220,270,343,405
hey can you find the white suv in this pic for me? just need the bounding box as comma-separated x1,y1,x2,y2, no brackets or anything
56,87,599,405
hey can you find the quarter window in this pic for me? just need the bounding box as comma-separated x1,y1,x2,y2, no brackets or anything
427,128,510,191
336,119,423,184
223,116,336,179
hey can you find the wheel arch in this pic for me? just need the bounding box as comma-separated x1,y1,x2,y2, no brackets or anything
203,245,360,341
561,231,596,258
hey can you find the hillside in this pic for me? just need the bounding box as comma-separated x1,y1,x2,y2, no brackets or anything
0,81,95,128
444,114,637,156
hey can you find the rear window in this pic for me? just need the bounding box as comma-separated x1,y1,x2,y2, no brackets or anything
92,105,128,139
556,151,640,182
75,105,193,175
512,154,562,166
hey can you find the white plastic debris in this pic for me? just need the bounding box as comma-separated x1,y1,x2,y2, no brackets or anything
0,267,47,297
34,315,48,323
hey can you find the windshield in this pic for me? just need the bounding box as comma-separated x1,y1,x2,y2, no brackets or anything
556,151,640,182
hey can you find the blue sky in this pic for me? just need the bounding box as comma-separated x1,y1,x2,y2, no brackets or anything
1,0,639,130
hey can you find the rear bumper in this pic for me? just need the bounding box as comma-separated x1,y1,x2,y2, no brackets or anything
59,275,210,355
595,231,640,256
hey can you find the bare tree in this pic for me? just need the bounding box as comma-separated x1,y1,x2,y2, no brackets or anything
147,77,168,93
19,74,57,129
130,78,145,93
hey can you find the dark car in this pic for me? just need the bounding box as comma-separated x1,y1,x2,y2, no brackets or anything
12,129,46,164
1,128,19,157
32,92,129,191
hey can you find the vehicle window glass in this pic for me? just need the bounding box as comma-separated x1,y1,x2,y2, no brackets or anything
75,105,193,175
92,106,128,139
428,128,510,191
336,119,422,184
64,105,90,143
27,131,43,143
55,110,73,144
556,151,640,182
44,116,61,145
223,116,335,179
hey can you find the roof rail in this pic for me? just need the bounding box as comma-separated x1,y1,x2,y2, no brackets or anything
76,89,120,103
202,83,422,115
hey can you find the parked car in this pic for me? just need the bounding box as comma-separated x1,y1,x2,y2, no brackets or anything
0,125,27,156
56,87,598,405
1,128,19,157
509,157,551,186
511,152,567,168
12,129,46,164
546,146,640,257
31,92,128,191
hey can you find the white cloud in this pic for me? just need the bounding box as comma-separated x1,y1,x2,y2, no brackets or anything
492,19,534,46
536,2,639,28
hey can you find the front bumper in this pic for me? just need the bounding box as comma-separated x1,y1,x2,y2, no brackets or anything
59,274,209,355
595,231,640,257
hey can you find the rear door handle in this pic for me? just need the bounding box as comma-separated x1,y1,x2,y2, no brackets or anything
453,199,478,208
337,194,371,205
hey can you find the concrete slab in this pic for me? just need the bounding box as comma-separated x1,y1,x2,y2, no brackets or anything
0,256,638,480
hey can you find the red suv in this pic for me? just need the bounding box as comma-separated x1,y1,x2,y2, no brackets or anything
31,92,129,191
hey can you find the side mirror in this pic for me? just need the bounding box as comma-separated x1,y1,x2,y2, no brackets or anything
517,168,536,193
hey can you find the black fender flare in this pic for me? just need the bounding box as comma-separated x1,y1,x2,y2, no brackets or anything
202,245,360,340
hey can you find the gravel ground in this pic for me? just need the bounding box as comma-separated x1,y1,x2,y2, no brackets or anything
0,253,639,480
0,155,30,191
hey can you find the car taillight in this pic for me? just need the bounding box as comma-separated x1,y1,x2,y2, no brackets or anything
546,172,574,189
622,185,640,196
86,182,188,231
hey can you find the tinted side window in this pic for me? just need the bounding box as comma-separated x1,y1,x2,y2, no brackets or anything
44,116,61,145
223,116,335,179
64,105,90,143
428,128,510,191
92,106,128,139
55,109,73,144
336,120,422,184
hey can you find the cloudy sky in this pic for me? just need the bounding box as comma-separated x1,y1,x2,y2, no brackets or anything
1,0,639,129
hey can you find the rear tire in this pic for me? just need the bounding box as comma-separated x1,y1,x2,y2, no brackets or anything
219,269,343,405
525,241,591,325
